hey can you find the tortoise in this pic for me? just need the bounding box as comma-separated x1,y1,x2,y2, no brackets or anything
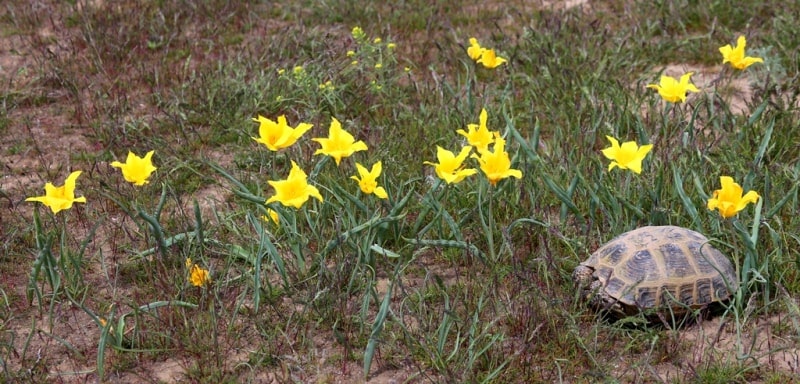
573,226,738,318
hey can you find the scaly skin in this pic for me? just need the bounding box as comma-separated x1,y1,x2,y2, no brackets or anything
572,265,627,317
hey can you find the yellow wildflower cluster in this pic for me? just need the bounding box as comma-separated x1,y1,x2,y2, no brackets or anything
599,136,758,218
425,108,521,186
467,38,507,69
27,150,158,214
253,114,387,208
646,35,764,104
345,25,399,90
637,35,762,217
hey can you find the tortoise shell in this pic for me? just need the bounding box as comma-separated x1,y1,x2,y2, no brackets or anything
574,226,738,316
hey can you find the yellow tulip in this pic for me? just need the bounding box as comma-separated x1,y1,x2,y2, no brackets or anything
467,38,485,60
251,115,312,151
646,72,700,103
261,208,280,227
471,135,522,186
110,150,158,186
188,263,210,287
477,49,507,69
707,176,760,218
26,170,87,214
351,161,388,199
720,36,763,70
312,117,368,166
266,161,324,209
456,108,496,154
424,146,477,184
600,136,653,174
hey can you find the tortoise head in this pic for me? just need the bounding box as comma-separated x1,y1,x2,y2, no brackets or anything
572,264,596,301
573,264,628,317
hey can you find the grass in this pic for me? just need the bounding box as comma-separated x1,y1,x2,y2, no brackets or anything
1,0,799,382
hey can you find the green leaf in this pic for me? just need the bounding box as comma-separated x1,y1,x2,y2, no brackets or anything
541,173,583,223
672,167,701,229
363,280,392,379
370,244,401,258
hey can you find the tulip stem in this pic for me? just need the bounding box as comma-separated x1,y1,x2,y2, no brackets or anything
478,181,496,263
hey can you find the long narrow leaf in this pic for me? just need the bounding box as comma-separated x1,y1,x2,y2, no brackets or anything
764,182,798,219
322,214,405,256
363,280,393,379
672,167,701,229
541,173,582,221
331,183,369,215
753,118,774,169
370,244,401,258
138,209,168,258
206,160,252,192
505,115,539,162
194,199,204,256
247,212,288,311
135,231,194,259
404,238,487,260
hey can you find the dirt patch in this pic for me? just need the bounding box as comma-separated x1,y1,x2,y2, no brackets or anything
6,305,99,382
1,108,94,194
607,313,800,382
182,183,232,226
151,358,185,382
540,0,590,11
0,35,30,85
653,63,754,114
